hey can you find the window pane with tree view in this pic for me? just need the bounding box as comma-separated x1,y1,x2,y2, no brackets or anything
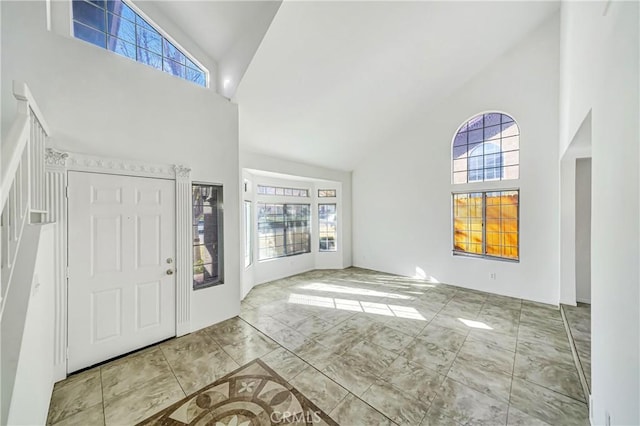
192,184,223,289
258,203,310,260
318,204,337,251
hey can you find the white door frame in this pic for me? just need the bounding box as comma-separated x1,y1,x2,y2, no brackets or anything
45,149,192,381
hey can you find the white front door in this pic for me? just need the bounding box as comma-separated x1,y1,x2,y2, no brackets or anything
67,172,176,372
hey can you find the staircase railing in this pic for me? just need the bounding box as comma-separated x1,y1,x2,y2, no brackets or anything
0,81,50,315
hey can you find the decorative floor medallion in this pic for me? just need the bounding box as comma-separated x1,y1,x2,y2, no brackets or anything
137,359,338,425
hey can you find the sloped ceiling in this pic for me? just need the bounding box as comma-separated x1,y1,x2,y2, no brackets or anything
150,1,281,97
235,1,559,171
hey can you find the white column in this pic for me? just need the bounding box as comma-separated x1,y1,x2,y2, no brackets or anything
174,165,191,336
45,148,68,381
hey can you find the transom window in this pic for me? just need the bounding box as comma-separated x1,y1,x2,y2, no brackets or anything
72,0,207,87
318,189,336,198
452,112,519,184
257,203,311,260
257,185,309,197
453,191,519,260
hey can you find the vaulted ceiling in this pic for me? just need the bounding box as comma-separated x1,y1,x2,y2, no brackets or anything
150,1,281,97
235,1,559,171
152,1,559,172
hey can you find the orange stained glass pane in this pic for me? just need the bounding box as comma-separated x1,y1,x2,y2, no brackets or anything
486,244,501,255
501,246,519,259
501,219,518,234
504,232,518,247
469,243,483,254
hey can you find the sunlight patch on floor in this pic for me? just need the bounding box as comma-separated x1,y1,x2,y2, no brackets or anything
300,282,411,299
458,318,493,330
288,293,426,320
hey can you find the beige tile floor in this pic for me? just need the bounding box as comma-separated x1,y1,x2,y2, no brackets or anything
47,268,589,425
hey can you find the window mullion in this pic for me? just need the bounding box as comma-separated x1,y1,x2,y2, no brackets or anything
482,192,487,255
284,203,289,256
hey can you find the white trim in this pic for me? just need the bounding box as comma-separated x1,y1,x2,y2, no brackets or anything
174,166,192,335
66,152,175,179
44,149,68,382
49,149,192,380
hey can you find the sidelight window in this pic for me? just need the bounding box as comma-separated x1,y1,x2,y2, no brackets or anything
192,184,223,289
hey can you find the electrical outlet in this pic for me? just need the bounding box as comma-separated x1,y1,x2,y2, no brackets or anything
605,411,611,426
490,272,496,279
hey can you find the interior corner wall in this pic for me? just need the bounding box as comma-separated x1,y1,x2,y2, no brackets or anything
1,1,241,332
239,151,353,293
560,1,639,425
352,13,561,305
574,157,591,304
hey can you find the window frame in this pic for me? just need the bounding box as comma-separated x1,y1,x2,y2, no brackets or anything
451,189,520,262
71,0,208,87
192,183,224,290
256,185,310,198
318,203,337,252
243,200,252,268
318,189,337,198
451,112,520,185
257,202,311,261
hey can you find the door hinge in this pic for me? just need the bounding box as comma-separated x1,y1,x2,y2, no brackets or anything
65,186,69,198
66,266,70,279
66,347,69,360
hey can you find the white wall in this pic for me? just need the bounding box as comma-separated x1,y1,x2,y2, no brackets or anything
560,1,639,424
1,0,240,335
240,151,352,295
352,14,560,304
559,112,592,305
7,225,55,426
575,157,591,304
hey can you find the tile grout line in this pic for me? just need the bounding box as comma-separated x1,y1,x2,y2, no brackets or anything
242,299,400,425
505,299,523,425
157,345,187,398
100,367,106,426
559,304,591,403
514,309,590,405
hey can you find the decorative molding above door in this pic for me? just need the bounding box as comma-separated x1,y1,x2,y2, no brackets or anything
45,148,192,380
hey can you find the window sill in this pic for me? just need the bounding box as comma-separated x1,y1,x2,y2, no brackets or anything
193,281,224,291
452,251,519,263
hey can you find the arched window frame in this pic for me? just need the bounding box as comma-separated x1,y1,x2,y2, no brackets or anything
451,112,520,184
450,111,520,262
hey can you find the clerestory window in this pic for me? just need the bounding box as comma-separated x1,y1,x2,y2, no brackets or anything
72,0,207,87
452,112,519,184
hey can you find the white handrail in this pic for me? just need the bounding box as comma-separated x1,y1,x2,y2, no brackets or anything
1,81,50,313
12,81,51,135
1,81,50,211
0,116,29,210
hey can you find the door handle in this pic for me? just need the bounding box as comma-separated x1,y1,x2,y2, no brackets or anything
166,269,174,275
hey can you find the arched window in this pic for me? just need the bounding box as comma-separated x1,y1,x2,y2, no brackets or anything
452,112,519,184
451,112,520,261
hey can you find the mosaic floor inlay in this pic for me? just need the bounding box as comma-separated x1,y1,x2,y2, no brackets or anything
138,359,337,425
